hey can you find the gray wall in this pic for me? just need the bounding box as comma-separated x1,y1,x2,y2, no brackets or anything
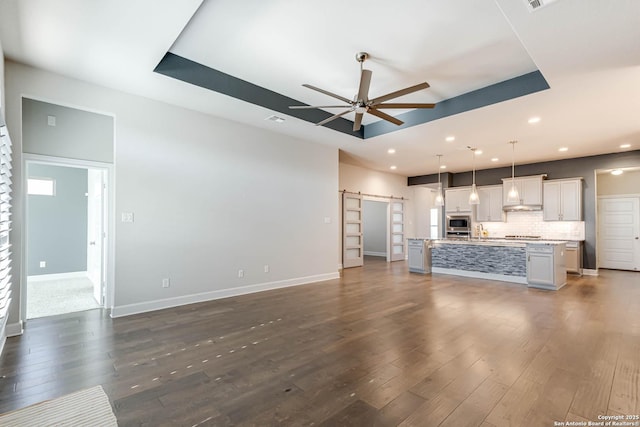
363,200,387,255
409,150,640,270
22,98,114,163
27,164,88,275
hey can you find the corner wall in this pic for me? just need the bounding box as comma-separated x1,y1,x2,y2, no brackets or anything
5,61,339,320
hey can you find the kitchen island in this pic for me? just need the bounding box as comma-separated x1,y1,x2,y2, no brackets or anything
432,239,567,289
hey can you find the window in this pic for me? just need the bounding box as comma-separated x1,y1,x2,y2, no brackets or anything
27,178,55,196
430,208,439,239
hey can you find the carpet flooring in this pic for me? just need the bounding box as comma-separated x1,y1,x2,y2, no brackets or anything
27,276,101,319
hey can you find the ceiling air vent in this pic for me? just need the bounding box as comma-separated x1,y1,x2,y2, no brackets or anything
524,0,558,12
265,115,285,123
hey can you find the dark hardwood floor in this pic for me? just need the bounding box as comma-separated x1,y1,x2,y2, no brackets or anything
1,257,639,426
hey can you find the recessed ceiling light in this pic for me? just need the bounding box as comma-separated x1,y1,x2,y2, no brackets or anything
445,136,455,142
265,115,285,123
528,117,541,124
387,148,396,154
558,147,568,152
491,158,499,162
611,169,623,176
390,165,397,170
475,150,483,155
440,165,447,170
620,144,631,149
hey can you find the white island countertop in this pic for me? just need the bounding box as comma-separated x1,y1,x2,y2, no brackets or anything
434,239,566,248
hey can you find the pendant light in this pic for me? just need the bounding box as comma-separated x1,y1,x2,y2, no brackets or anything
507,140,520,204
468,147,479,205
435,154,444,206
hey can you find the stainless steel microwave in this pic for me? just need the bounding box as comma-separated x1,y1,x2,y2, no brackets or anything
447,215,471,231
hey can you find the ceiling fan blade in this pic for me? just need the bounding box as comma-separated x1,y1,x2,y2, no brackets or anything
302,84,352,104
374,103,435,109
315,109,352,127
289,105,351,109
367,108,404,126
357,69,372,102
369,82,430,105
353,113,364,131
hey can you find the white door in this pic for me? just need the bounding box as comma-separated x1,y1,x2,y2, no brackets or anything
343,192,363,268
390,200,405,262
598,197,640,271
87,169,105,304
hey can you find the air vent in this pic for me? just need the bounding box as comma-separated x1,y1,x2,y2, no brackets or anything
524,0,558,12
265,115,285,123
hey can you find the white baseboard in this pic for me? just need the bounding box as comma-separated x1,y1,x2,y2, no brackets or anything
28,271,88,282
111,271,340,318
363,251,386,257
582,268,598,276
6,320,23,337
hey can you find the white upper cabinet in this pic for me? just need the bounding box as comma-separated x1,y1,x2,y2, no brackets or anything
476,185,504,222
502,175,544,207
445,187,472,213
543,179,582,221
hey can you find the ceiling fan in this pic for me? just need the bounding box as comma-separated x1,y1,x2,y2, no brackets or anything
289,52,435,132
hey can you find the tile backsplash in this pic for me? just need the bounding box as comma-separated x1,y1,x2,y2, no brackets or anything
476,211,585,240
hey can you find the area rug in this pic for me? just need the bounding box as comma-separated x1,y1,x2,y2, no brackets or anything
0,385,117,426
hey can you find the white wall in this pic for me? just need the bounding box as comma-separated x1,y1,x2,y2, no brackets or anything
338,162,415,264
413,186,436,239
362,200,387,256
597,170,640,196
5,61,339,320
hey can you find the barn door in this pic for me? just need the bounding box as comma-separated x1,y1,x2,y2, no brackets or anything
390,199,405,262
342,192,363,268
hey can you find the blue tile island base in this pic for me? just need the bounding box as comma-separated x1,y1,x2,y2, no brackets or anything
432,241,528,285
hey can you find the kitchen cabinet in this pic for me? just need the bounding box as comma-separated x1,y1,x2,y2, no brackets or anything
502,175,544,207
565,241,582,274
445,187,472,213
476,185,504,222
526,243,567,290
543,178,582,221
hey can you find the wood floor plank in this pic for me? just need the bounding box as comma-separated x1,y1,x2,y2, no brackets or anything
1,259,639,425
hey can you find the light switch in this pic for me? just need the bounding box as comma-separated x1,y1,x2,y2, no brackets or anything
121,212,134,223
47,115,56,126
324,217,331,224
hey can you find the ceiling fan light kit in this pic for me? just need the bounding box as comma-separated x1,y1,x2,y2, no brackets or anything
289,52,435,132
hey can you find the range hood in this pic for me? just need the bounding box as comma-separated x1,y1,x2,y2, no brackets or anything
503,204,542,212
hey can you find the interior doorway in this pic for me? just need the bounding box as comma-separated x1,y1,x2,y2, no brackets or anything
595,167,640,272
362,199,389,262
25,157,109,318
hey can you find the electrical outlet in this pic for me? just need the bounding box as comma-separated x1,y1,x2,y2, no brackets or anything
39,261,46,268
264,265,269,273
238,269,244,278
162,278,170,288
47,115,56,126
121,212,134,223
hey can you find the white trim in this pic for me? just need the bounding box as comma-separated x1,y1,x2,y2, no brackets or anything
338,264,343,270
110,272,340,318
22,154,115,323
27,271,88,282
6,320,23,337
432,267,528,285
363,251,386,257
582,268,599,276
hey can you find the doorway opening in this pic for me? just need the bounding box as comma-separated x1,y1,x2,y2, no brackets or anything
25,158,109,319
595,167,640,272
362,199,389,263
